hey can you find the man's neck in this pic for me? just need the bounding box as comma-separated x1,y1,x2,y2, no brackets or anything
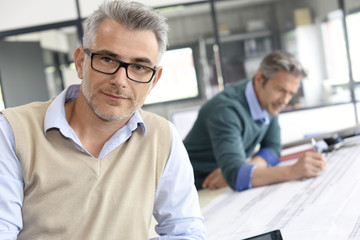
64,96,130,158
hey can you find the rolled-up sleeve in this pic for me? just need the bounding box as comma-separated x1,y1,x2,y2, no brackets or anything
235,163,257,191
255,148,280,167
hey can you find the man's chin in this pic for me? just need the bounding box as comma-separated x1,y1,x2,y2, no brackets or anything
269,108,281,116
93,109,134,122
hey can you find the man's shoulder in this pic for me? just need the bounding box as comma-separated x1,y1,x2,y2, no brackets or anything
137,110,171,148
1,99,54,128
138,109,167,123
210,81,249,108
226,79,250,90
2,99,53,115
1,99,53,112
138,109,170,133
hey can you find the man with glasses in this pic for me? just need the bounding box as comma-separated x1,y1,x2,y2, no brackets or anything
0,1,205,239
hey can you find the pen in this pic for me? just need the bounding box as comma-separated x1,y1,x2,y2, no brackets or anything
311,138,321,153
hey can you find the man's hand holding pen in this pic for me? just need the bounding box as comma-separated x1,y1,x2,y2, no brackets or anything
290,151,327,180
289,137,327,180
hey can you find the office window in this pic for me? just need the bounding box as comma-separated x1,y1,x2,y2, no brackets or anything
155,2,213,102
145,47,200,105
213,1,275,88
211,0,350,110
320,11,352,105
0,26,78,108
347,11,360,82
0,0,359,122
321,12,349,85
280,5,351,109
346,11,360,101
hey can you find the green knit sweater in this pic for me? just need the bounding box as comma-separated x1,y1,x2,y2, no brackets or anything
184,80,281,190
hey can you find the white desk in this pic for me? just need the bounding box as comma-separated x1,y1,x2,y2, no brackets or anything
201,136,360,240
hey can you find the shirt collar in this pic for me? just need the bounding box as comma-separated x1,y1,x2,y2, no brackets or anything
44,84,146,135
245,80,269,125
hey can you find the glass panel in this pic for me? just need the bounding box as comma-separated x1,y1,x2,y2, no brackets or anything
145,47,199,105
146,2,213,104
214,1,276,91
212,1,277,91
213,0,353,110
319,10,351,105
3,26,79,105
347,11,360,83
347,11,360,101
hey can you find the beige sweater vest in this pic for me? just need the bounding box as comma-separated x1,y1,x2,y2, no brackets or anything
2,100,170,240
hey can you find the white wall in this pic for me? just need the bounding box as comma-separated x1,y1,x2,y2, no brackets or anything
0,0,77,31
279,103,357,143
0,0,208,32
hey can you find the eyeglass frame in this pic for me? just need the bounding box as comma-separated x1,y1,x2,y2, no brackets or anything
84,48,157,84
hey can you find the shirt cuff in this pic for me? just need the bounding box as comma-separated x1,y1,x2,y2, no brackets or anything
256,148,280,167
235,164,257,191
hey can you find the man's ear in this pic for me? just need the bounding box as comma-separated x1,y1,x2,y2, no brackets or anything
74,47,85,79
148,66,163,93
254,71,264,88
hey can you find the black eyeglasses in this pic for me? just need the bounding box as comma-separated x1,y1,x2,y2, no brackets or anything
84,48,156,83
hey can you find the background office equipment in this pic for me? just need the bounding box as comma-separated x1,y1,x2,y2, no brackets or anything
201,134,360,240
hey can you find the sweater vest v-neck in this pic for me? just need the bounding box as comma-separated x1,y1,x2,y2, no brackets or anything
2,100,170,240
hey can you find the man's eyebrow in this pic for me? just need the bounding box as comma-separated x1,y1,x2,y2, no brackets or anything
133,57,153,66
95,49,154,66
277,85,297,95
96,49,118,57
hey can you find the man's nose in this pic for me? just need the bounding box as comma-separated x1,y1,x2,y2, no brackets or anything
279,92,292,105
111,66,128,87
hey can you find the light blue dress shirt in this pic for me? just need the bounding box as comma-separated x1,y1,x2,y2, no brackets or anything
235,80,280,191
0,85,205,240
245,80,270,125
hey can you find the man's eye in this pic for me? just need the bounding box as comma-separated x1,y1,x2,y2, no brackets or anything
101,56,114,63
132,65,146,71
277,88,286,94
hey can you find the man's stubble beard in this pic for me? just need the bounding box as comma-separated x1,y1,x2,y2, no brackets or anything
81,79,153,122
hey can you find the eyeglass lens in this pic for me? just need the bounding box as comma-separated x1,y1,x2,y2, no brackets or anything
92,54,154,83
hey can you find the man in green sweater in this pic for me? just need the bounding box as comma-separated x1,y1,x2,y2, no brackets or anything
184,50,327,191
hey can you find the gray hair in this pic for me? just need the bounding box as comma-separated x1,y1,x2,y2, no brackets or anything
82,0,169,63
258,50,308,84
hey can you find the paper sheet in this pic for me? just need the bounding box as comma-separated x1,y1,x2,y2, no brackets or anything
202,136,360,240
